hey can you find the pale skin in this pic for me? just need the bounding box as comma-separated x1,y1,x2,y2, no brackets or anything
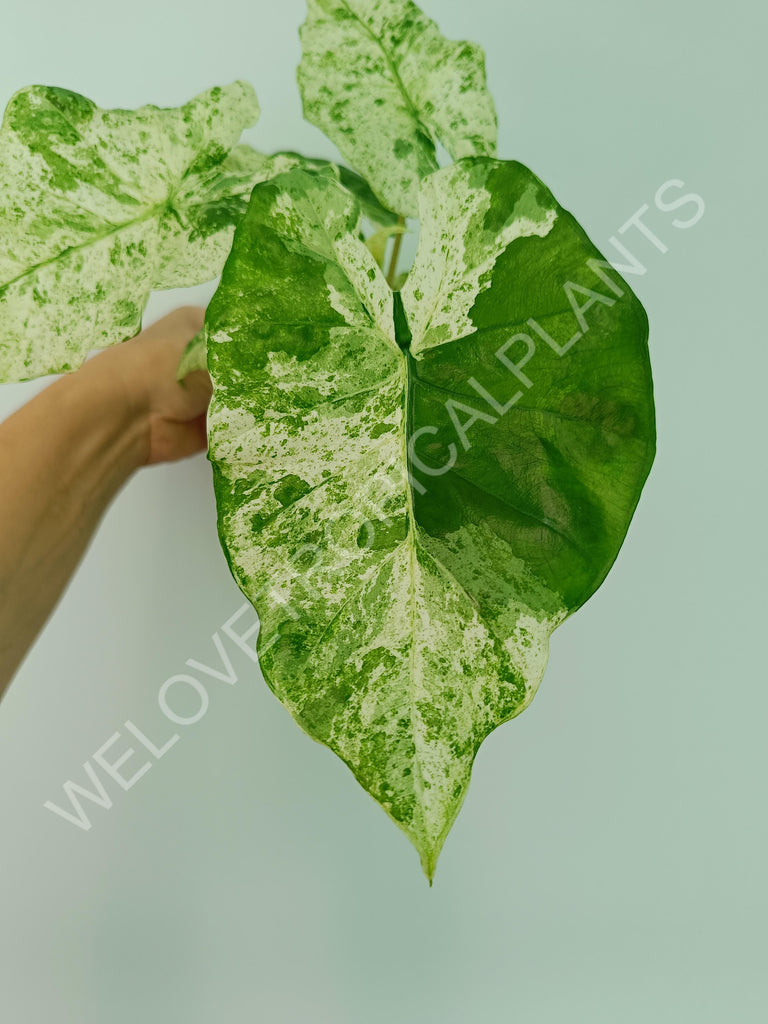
0,307,211,700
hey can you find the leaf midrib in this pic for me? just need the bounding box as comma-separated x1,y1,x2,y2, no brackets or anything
0,203,165,298
337,0,430,139
401,341,428,826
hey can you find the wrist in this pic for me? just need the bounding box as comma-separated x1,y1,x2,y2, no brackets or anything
76,344,152,470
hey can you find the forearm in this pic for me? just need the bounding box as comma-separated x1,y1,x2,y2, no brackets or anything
0,353,147,694
0,306,208,699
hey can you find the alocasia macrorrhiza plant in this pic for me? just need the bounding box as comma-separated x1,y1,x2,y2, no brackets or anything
0,0,655,880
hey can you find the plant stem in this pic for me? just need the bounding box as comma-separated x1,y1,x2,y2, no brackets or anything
386,216,406,288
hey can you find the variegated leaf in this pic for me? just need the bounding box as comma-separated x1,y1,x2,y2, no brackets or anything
0,82,260,381
271,154,400,228
297,0,498,218
206,161,655,880
172,153,345,378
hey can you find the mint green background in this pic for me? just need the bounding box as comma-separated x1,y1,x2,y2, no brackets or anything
0,1,764,1021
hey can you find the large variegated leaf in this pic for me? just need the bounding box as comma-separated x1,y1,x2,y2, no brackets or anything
297,0,497,218
0,82,260,381
206,162,655,880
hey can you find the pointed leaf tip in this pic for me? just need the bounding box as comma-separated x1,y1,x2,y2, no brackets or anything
297,0,497,217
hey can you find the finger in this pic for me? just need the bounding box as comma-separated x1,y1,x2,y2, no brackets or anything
148,415,209,465
141,306,206,343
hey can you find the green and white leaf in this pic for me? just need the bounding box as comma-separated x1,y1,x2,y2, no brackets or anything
266,153,400,228
174,146,392,384
0,82,261,382
298,0,498,218
206,161,655,880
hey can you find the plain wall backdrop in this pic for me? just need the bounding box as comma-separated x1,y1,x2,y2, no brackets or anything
0,1,765,1021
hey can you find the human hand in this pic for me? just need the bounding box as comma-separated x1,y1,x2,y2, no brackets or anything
83,307,212,466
